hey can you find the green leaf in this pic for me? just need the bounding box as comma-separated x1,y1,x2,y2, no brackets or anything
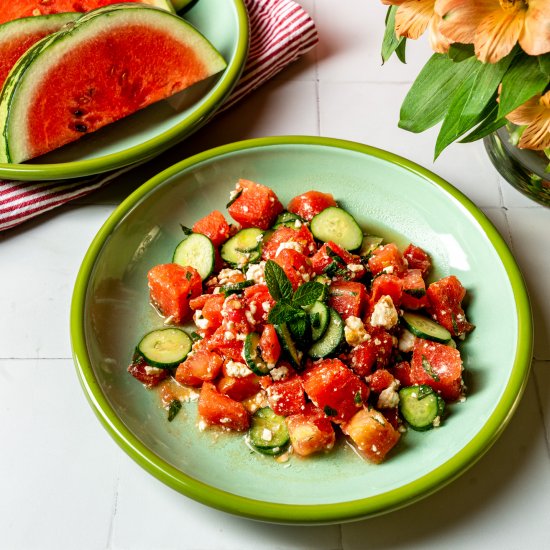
381,6,405,64
448,43,475,63
264,260,293,302
292,282,325,307
459,101,506,143
267,302,305,326
498,53,550,118
179,224,193,236
538,53,550,77
435,53,514,158
288,315,308,343
167,400,182,422
395,37,407,63
422,356,440,382
324,405,337,417
399,54,481,133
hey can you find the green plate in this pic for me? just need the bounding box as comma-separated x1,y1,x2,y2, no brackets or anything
71,136,533,524
0,0,248,181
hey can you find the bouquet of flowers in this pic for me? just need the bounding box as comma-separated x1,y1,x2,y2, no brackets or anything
381,0,550,166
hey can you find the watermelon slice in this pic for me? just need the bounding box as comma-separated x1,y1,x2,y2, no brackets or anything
0,4,227,163
0,0,173,25
0,13,79,92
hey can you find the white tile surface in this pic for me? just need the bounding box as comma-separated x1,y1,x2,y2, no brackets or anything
1,1,549,549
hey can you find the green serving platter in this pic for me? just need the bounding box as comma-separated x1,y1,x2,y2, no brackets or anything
0,0,248,181
71,136,533,524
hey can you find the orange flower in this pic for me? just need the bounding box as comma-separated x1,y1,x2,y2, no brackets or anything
437,0,550,63
506,91,550,150
382,0,452,53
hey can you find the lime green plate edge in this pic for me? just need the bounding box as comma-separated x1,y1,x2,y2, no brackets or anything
0,0,249,181
70,136,533,524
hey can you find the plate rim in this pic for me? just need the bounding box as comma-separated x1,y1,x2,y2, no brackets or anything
70,136,533,524
0,0,249,181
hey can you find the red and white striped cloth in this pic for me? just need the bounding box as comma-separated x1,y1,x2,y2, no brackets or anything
0,0,317,232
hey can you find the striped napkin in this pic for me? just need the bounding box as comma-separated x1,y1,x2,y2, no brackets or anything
0,0,317,232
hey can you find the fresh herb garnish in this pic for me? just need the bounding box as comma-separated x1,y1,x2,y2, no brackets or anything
324,405,337,417
167,399,182,422
421,355,440,382
179,224,193,236
354,392,363,406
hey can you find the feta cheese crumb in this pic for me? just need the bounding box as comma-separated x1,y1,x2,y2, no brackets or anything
344,316,368,347
144,366,163,375
377,380,400,409
225,360,252,378
370,295,399,329
198,420,207,431
218,268,242,285
398,329,416,353
275,240,303,257
270,365,289,381
245,261,266,284
347,263,363,273
432,416,441,427
261,428,273,442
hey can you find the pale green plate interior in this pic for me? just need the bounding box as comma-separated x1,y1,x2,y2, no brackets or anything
71,137,532,524
0,0,248,181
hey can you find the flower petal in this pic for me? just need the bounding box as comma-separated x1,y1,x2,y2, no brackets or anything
437,0,496,44
519,0,550,56
429,12,453,53
506,95,544,126
395,0,435,39
474,6,525,63
518,113,550,150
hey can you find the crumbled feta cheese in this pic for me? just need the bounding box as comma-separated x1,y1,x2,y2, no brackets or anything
377,380,400,409
275,240,303,257
245,261,266,284
228,188,240,201
370,295,398,329
262,301,272,313
245,310,256,325
344,316,368,347
224,331,235,340
144,366,163,375
432,416,441,427
198,420,207,431
225,360,252,378
398,329,416,353
270,366,289,381
218,268,242,285
261,428,273,442
194,310,210,330
347,263,363,273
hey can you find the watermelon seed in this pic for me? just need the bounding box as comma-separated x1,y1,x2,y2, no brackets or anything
73,109,85,117
75,124,88,133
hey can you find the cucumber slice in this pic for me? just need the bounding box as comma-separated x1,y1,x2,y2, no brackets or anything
247,407,290,455
173,233,215,280
274,323,302,369
310,207,363,251
307,308,344,358
243,333,270,375
401,312,452,344
220,280,254,296
399,385,445,431
137,328,192,369
220,228,264,267
359,235,384,256
273,211,304,228
305,301,330,341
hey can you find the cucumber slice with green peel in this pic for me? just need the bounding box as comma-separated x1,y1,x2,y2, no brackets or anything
137,328,192,369
307,308,344,358
274,323,302,369
172,233,215,280
220,280,254,296
399,385,445,431
220,228,264,267
0,3,227,163
359,235,384,256
247,407,290,455
273,211,304,229
401,311,452,344
243,333,270,375
309,207,363,251
305,301,330,342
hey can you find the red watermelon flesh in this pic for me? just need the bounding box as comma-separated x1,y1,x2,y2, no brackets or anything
0,0,170,25
4,6,227,162
0,14,78,91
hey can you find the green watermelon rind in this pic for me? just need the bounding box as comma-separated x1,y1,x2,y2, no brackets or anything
0,12,79,42
0,4,227,163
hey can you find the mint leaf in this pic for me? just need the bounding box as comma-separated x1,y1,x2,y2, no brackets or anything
422,355,440,382
264,260,293,302
289,315,308,343
179,224,193,236
167,399,182,422
324,405,337,417
292,282,325,307
267,302,305,326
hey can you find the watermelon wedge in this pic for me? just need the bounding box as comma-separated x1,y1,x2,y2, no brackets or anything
0,4,227,163
0,13,79,92
0,0,173,25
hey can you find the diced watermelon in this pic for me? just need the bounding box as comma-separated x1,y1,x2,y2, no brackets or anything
261,225,317,260
267,376,306,416
286,404,336,456
369,369,395,393
403,243,431,278
390,360,413,387
426,275,474,337
273,249,314,291
206,328,245,362
227,179,283,230
127,355,168,387
311,242,365,281
192,210,231,247
302,359,369,423
147,263,202,324
410,338,463,401
259,324,281,365
198,382,250,431
349,328,394,377
342,408,401,463
401,269,428,310
175,349,223,387
286,191,338,222
370,274,403,307
368,243,407,277
217,374,261,401
327,281,367,320
244,286,275,325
